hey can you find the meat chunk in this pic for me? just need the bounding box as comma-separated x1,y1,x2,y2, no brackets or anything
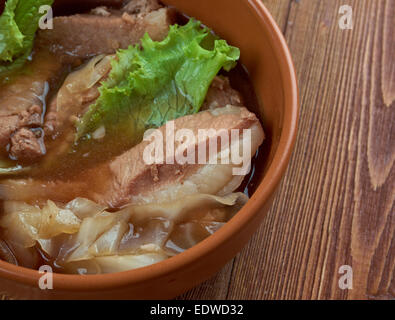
122,0,163,14
18,105,42,128
9,128,45,162
36,8,175,63
3,105,44,161
0,51,64,158
0,116,19,150
202,77,243,110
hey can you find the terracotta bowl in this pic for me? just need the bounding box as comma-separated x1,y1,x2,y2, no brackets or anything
0,0,298,299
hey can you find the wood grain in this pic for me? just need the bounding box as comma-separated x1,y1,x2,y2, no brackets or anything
180,0,394,300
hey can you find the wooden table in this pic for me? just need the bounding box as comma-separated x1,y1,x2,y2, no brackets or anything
180,0,394,300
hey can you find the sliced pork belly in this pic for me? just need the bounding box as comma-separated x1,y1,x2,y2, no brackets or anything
36,7,175,63
0,107,264,208
103,106,264,207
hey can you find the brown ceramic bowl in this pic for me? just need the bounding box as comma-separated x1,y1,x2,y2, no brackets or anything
0,0,298,299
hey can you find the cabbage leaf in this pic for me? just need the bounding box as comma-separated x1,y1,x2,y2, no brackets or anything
0,193,247,273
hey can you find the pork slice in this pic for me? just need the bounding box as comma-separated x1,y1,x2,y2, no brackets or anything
36,7,175,63
122,0,163,15
101,105,264,207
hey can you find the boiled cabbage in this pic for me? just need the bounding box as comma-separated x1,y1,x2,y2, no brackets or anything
0,193,247,273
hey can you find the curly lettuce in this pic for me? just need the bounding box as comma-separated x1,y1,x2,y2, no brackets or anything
0,0,24,62
0,0,54,77
75,19,240,148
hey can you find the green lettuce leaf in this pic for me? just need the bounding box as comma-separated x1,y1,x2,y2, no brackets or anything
0,0,54,77
75,19,240,149
0,0,24,62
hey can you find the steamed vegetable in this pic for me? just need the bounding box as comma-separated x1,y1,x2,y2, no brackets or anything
0,200,81,247
0,0,54,78
0,193,247,274
75,19,240,148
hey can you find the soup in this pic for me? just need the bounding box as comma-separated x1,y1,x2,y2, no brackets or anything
0,0,265,274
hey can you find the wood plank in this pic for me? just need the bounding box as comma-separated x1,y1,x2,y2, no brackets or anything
226,0,394,300
261,0,292,33
177,260,235,300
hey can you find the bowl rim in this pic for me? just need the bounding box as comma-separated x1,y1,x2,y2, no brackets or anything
0,0,299,291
